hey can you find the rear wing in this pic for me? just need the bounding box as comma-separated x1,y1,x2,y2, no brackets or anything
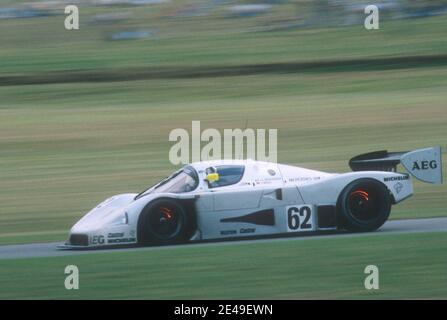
349,146,443,184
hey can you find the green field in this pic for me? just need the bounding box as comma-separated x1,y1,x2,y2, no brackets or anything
1,4,447,75
1,231,447,299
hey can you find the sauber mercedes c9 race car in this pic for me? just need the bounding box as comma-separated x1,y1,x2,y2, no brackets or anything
61,146,442,249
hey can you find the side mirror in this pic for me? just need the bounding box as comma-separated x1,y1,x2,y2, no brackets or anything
205,173,219,183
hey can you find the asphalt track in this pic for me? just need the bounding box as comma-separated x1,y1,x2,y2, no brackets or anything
1,217,447,260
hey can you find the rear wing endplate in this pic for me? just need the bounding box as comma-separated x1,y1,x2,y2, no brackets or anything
349,146,443,184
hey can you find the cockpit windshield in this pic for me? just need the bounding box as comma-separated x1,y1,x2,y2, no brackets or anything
135,166,199,200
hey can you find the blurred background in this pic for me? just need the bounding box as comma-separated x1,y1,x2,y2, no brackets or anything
0,0,446,245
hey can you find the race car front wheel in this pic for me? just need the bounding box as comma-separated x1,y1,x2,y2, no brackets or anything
138,199,190,245
337,178,391,232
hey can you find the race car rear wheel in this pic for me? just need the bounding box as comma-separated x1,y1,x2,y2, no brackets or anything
138,199,190,245
337,178,391,232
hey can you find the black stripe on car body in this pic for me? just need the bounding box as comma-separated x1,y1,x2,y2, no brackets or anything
220,209,275,226
317,205,337,228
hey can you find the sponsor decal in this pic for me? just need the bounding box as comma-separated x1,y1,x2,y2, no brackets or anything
384,175,409,182
91,235,105,245
220,230,237,236
107,232,124,239
412,160,437,170
240,228,256,234
288,177,321,182
254,177,281,185
394,182,404,194
107,238,136,244
220,229,256,236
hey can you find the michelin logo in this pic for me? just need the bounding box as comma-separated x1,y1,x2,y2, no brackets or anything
384,175,409,182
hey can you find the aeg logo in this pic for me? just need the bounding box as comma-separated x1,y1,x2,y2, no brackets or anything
412,160,438,171
91,235,105,245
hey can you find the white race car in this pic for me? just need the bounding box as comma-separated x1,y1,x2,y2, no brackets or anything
61,146,442,248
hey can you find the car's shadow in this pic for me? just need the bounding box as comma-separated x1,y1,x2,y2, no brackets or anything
59,229,369,251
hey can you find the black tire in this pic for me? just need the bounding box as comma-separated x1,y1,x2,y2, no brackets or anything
138,199,190,245
337,178,392,232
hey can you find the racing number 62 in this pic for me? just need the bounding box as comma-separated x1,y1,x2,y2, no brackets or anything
287,205,313,231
